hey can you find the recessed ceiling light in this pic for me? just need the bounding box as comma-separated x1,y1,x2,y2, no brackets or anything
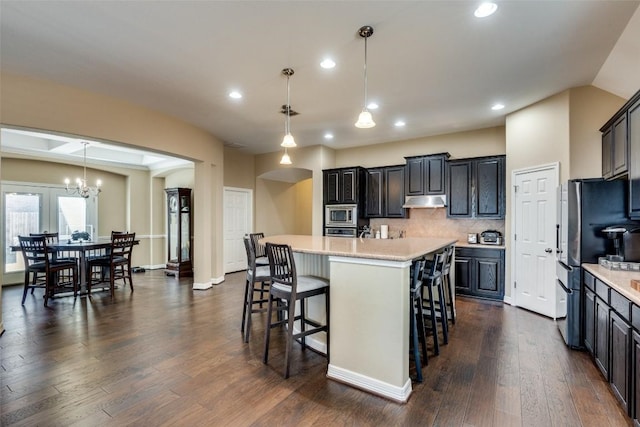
394,120,406,127
229,91,242,99
367,102,379,110
320,58,336,69
491,103,505,110
474,2,498,18
324,132,334,140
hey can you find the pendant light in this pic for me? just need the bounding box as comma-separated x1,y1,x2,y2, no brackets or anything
355,25,375,128
280,148,292,165
281,68,296,148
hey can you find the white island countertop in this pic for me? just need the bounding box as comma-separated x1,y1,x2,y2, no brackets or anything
262,235,457,262
583,263,640,306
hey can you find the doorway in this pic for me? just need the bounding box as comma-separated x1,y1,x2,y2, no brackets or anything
223,187,253,273
511,163,559,318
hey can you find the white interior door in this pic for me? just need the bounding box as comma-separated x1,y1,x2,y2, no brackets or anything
223,187,252,273
513,164,558,318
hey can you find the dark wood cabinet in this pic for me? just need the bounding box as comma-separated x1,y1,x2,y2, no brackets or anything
165,187,193,278
366,166,406,218
447,155,505,219
595,294,610,379
613,114,629,177
602,126,613,179
323,167,365,206
610,309,631,413
447,160,473,217
584,286,596,355
584,270,638,423
602,113,628,180
633,329,640,426
601,89,640,218
404,153,449,196
629,98,640,220
454,246,504,300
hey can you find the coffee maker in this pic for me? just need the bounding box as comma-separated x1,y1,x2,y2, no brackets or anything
602,225,640,262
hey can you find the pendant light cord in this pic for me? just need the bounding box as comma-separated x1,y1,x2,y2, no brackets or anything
363,34,368,109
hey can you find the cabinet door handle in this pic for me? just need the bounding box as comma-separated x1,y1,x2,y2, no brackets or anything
545,248,553,253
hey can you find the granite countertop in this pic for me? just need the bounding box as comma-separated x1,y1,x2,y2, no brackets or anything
455,241,506,249
583,263,640,306
261,235,457,262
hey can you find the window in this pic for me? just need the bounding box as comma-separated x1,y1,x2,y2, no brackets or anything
2,182,97,276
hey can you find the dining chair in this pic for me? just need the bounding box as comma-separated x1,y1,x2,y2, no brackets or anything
241,236,271,342
19,235,78,306
87,232,136,297
263,242,330,379
30,231,77,263
249,232,268,266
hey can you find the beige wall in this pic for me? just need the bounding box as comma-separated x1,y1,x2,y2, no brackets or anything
255,145,336,236
336,126,506,168
1,72,225,291
295,178,313,234
569,86,626,179
504,86,628,299
224,147,255,190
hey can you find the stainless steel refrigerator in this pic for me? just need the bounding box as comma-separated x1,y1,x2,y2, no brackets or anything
556,178,629,348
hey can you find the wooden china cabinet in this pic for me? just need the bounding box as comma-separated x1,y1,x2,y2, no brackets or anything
165,187,193,277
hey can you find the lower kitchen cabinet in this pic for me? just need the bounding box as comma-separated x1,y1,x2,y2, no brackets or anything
633,330,640,426
454,246,504,300
583,270,637,420
584,285,596,354
594,294,610,380
610,309,631,413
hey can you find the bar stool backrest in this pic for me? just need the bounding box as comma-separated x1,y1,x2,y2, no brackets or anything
266,243,296,292
249,233,266,259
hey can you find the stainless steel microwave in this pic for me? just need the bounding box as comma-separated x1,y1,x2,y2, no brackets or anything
325,204,358,227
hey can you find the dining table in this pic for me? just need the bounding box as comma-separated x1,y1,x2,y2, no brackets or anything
12,238,139,293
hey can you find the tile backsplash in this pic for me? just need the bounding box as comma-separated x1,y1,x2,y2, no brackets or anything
369,208,505,241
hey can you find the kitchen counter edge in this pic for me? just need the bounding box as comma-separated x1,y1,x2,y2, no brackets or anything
582,263,640,306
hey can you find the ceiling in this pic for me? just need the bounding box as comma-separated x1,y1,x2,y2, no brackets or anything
1,1,640,165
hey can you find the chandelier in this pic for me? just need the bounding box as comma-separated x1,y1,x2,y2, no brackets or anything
64,142,102,198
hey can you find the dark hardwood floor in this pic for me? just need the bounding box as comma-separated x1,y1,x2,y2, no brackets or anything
0,270,632,426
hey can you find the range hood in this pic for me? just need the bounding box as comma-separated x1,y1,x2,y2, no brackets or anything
402,195,447,209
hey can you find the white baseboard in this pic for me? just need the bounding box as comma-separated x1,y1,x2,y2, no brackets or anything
326,364,412,403
503,295,514,305
193,282,213,290
211,276,225,285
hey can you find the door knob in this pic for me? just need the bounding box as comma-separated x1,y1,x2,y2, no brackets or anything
545,248,553,253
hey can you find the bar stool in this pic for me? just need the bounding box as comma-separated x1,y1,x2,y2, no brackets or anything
409,258,428,382
441,245,456,325
422,250,448,356
263,242,329,379
241,236,271,342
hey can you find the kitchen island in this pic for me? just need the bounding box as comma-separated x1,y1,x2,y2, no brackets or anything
261,235,456,402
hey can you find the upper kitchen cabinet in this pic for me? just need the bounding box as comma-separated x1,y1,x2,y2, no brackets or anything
447,155,505,219
629,97,640,220
323,167,366,205
602,114,628,180
404,153,450,196
601,88,640,220
366,165,407,218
